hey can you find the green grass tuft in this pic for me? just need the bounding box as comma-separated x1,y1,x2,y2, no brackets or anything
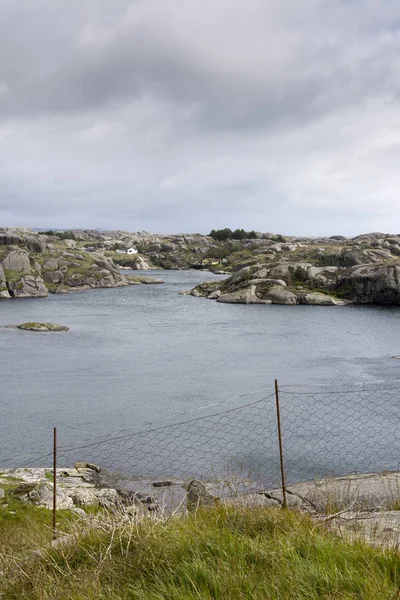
0,505,399,599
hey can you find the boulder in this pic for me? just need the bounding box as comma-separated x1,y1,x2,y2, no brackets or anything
300,292,343,306
217,285,258,304
264,286,297,305
268,263,312,283
306,266,338,287
43,269,64,284
23,234,46,253
230,265,259,284
93,255,119,273
129,257,152,270
24,482,74,510
187,480,218,511
74,462,101,473
208,289,221,299
42,258,59,271
2,249,31,273
253,268,271,279
96,488,119,508
8,275,48,298
69,488,118,508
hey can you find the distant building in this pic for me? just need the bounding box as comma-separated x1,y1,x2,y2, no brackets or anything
116,247,138,255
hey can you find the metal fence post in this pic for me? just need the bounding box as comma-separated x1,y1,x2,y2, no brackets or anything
274,379,287,509
53,427,57,539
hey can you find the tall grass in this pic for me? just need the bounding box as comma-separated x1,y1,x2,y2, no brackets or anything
1,505,399,599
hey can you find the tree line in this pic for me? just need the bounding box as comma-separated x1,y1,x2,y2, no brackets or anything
209,228,258,241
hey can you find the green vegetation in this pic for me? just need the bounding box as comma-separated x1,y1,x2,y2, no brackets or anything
1,503,399,599
3,269,26,284
0,481,78,556
210,228,258,241
271,234,286,243
108,253,143,267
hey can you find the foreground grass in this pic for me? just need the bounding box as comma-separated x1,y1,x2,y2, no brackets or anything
0,482,79,559
1,505,399,599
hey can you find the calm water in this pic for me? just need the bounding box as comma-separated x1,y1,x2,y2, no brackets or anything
1,270,399,481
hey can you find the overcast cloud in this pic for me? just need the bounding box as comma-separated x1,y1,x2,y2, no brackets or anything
1,0,400,235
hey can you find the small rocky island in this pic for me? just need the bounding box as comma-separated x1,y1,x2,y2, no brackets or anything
17,322,69,332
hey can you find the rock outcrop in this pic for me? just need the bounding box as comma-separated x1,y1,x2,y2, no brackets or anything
2,227,400,304
0,228,136,299
190,256,400,306
337,263,400,304
17,322,69,332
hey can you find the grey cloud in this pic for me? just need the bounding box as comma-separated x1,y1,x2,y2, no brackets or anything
1,1,400,234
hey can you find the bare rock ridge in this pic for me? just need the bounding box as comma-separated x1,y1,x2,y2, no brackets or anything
2,227,400,304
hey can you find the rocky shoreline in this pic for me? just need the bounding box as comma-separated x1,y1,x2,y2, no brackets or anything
187,259,400,306
1,467,399,547
0,228,164,299
2,227,400,305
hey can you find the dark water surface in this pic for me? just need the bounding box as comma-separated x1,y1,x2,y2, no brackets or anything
1,270,399,480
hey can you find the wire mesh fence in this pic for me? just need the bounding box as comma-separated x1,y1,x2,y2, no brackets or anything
1,380,400,496
279,381,400,487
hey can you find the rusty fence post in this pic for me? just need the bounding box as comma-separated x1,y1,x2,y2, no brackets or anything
53,427,57,539
274,379,287,509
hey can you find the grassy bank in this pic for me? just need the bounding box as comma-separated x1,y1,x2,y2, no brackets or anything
1,504,399,599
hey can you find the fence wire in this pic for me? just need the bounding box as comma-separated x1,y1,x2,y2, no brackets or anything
278,382,400,486
55,392,280,492
1,381,400,496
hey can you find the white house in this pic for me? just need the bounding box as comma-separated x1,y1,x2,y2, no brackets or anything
116,247,138,254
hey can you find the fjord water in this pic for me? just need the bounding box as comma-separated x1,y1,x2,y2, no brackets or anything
0,269,399,480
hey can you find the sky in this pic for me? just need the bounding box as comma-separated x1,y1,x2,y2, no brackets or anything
1,0,400,236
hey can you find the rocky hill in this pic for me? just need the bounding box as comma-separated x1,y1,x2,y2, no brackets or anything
3,228,400,304
185,232,400,305
0,228,132,299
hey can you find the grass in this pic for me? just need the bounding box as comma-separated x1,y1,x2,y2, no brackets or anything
0,481,78,557
3,269,26,285
0,504,399,599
